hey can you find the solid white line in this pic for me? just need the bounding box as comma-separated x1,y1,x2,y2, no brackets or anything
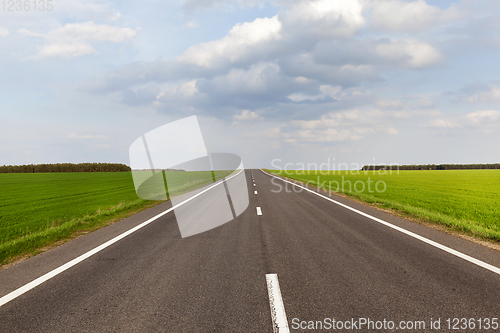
0,169,246,308
256,207,262,215
260,169,500,276
266,274,290,333
254,191,258,194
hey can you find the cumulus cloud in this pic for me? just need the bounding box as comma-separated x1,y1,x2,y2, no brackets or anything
67,133,107,139
279,53,379,87
234,110,260,121
80,0,453,142
55,0,123,22
465,110,500,124
186,20,199,28
279,0,365,40
427,110,500,130
369,0,462,32
156,80,199,101
313,37,443,70
0,27,9,37
287,109,399,143
83,59,183,93
177,16,282,68
182,0,261,12
428,118,458,128
153,80,203,110
121,85,161,107
373,38,443,68
296,128,365,142
86,0,444,98
287,85,341,102
194,62,310,108
232,110,262,125
462,86,500,103
25,22,136,58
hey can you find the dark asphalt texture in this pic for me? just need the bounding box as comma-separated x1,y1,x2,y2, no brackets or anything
1,169,499,332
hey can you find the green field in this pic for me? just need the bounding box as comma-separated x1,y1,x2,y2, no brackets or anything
0,170,232,267
267,169,500,241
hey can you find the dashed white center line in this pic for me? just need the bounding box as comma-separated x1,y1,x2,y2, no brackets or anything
256,207,262,215
254,191,257,194
253,183,256,186
266,274,290,333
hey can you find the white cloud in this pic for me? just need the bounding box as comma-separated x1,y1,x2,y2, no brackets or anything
465,110,500,124
375,38,443,68
56,1,123,22
297,128,364,142
30,22,136,58
177,80,199,97
182,0,261,12
232,110,262,125
369,0,462,32
234,110,260,121
67,133,107,139
177,16,282,68
196,62,300,104
428,118,458,128
288,109,399,142
178,0,365,69
186,20,199,28
86,1,446,98
0,27,9,37
427,110,500,130
280,0,365,39
109,12,122,21
463,86,500,103
39,43,98,58
312,37,443,70
280,53,379,86
287,85,341,102
18,29,43,38
154,80,203,109
122,85,161,107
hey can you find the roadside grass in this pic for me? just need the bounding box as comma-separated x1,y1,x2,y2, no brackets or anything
266,169,500,243
0,199,161,269
0,170,233,268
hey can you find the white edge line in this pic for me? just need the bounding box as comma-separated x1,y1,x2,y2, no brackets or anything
266,273,290,333
0,169,246,308
260,169,500,276
256,207,262,215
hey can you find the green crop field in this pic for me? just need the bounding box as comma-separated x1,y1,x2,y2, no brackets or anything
0,170,233,267
267,169,500,241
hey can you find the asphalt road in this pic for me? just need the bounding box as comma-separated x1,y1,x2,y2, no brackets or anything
1,169,500,332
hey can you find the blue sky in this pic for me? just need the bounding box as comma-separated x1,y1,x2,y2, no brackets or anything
1,0,500,169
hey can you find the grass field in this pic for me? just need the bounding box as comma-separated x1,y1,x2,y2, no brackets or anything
0,170,232,267
267,169,500,242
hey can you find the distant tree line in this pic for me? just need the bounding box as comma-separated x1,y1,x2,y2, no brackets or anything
132,168,185,172
361,163,500,171
0,163,131,173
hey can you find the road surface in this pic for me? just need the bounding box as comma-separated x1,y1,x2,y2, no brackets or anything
1,169,499,332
